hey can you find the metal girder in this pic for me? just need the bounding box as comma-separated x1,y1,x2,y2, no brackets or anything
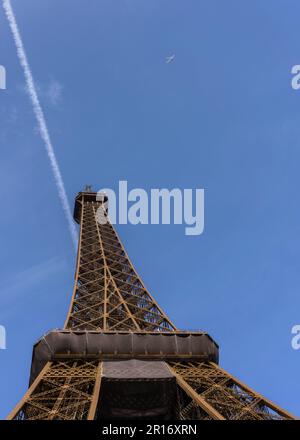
168,361,296,420
64,197,176,332
7,361,102,420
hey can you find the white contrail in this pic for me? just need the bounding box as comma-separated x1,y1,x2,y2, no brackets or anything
2,0,78,250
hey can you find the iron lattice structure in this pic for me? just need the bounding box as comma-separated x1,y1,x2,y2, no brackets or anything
8,191,296,420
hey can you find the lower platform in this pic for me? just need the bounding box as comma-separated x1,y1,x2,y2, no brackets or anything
29,330,219,385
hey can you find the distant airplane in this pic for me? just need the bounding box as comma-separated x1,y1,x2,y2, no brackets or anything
166,54,175,64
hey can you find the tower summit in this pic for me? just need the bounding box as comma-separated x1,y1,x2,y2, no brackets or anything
7,190,296,420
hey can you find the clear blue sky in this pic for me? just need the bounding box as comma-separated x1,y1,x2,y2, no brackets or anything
0,0,300,418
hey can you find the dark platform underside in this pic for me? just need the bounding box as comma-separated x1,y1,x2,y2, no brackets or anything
98,360,177,419
29,330,218,385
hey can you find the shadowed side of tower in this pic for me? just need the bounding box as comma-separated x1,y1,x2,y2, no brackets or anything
7,191,296,420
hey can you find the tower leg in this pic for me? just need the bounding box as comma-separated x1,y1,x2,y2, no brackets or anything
7,360,102,420
168,362,295,420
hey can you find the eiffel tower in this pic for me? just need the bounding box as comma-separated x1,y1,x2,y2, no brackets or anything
7,189,296,420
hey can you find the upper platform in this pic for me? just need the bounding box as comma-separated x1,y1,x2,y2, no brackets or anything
73,190,108,224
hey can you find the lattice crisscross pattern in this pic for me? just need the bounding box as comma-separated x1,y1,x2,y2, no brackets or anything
65,198,175,332
169,362,294,420
12,361,101,420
